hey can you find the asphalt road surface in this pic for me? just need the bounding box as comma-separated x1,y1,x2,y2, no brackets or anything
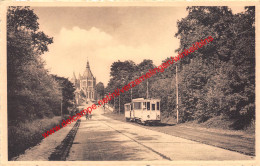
66,103,253,161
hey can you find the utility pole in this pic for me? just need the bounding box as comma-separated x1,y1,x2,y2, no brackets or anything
131,88,132,101
113,97,115,113
176,65,179,124
146,79,149,99
119,95,120,114
59,87,63,119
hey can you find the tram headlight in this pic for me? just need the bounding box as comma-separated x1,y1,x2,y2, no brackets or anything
157,115,160,119
147,115,150,118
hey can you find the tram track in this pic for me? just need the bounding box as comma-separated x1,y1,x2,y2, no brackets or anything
99,120,172,161
139,124,254,156
103,113,254,156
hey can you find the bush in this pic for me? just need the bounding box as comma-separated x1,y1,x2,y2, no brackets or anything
8,116,62,160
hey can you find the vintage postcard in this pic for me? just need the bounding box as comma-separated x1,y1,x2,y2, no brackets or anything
0,1,259,166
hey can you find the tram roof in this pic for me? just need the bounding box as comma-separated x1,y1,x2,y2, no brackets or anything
132,98,160,101
124,98,160,105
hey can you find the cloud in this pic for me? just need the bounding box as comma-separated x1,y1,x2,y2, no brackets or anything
43,26,177,86
58,26,113,48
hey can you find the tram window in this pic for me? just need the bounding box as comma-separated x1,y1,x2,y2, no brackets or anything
126,105,130,111
131,103,133,110
143,102,146,110
157,102,160,110
134,102,141,109
152,104,156,111
147,102,150,110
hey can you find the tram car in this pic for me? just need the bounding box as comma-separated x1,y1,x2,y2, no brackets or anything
124,98,161,124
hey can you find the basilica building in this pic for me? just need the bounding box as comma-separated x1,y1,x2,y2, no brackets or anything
72,60,96,105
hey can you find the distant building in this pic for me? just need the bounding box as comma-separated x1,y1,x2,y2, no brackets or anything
71,60,96,105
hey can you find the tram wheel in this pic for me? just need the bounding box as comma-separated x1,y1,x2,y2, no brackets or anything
144,122,149,126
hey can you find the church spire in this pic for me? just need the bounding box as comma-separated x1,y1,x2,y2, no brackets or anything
86,58,90,68
73,71,76,79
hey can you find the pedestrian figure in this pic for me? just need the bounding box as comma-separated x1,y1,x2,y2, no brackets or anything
86,111,89,120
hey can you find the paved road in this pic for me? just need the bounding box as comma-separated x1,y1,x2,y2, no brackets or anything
105,113,255,156
67,103,253,161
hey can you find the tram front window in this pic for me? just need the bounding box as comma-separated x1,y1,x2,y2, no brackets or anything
143,102,146,110
157,102,160,110
126,105,130,111
134,102,141,110
152,104,155,111
147,102,150,110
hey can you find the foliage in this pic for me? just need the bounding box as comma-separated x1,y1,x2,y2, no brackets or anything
105,7,255,129
7,6,60,122
105,60,160,112
8,116,62,160
52,75,76,115
105,61,134,111
96,82,105,100
7,6,77,159
174,6,255,126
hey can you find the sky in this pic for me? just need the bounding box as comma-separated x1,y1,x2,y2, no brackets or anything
32,6,245,86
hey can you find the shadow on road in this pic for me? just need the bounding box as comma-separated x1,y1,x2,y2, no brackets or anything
127,121,176,127
153,123,176,127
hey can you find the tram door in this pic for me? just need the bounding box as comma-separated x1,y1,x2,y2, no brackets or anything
150,101,157,120
156,101,160,120
146,101,151,120
125,104,131,119
142,101,148,121
131,103,134,119
149,101,159,120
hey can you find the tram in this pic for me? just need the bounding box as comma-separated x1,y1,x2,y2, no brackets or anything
124,98,161,125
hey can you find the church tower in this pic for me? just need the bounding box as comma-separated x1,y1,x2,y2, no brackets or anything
81,60,96,102
72,60,97,105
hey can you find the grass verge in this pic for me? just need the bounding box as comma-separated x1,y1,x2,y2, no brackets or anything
8,116,62,160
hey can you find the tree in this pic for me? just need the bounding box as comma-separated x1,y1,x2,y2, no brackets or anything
7,6,59,121
96,82,105,100
135,59,157,99
104,7,255,129
52,75,76,115
106,60,137,112
174,6,255,127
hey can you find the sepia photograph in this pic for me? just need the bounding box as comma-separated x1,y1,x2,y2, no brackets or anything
0,2,257,165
